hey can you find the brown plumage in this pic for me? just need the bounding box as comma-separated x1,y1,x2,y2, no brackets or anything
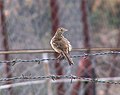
50,27,74,65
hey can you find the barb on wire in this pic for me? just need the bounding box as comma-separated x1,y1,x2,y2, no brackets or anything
0,75,120,84
0,51,120,65
11,58,17,66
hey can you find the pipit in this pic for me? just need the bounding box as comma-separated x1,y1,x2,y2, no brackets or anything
50,27,74,65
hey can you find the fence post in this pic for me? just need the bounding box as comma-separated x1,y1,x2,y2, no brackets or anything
42,53,53,95
0,0,12,95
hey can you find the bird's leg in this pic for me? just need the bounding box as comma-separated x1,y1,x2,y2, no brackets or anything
56,53,62,63
57,53,64,60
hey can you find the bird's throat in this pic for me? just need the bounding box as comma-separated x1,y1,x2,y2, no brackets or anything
54,32,63,39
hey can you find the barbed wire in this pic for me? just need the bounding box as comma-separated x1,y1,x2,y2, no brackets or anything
0,51,120,65
1,75,120,85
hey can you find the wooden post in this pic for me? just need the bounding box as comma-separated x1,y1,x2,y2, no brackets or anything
0,0,12,95
43,53,53,95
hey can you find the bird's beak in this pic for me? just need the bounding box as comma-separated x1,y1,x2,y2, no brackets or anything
64,28,68,32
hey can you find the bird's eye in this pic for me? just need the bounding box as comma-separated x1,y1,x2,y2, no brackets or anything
60,28,63,31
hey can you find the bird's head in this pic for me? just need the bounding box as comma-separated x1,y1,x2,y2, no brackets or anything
56,27,68,34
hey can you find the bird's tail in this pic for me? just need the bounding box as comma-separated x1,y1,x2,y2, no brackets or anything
62,51,74,65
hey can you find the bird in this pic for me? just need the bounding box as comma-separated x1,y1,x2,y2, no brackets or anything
50,27,74,65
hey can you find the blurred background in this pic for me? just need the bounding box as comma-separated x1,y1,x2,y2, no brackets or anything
0,0,120,95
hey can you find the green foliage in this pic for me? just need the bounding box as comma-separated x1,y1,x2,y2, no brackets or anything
90,7,120,29
90,10,101,26
89,10,104,32
90,0,120,29
107,10,120,28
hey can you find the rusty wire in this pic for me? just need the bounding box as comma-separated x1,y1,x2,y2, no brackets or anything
0,48,120,54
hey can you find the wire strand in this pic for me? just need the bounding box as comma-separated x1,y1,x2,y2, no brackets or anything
0,75,120,84
0,51,119,64
0,48,120,54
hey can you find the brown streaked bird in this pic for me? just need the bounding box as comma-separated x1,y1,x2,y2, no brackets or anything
50,27,74,65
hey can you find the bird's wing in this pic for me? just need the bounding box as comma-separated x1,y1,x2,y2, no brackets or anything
50,36,72,53
51,39,68,53
62,37,72,51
